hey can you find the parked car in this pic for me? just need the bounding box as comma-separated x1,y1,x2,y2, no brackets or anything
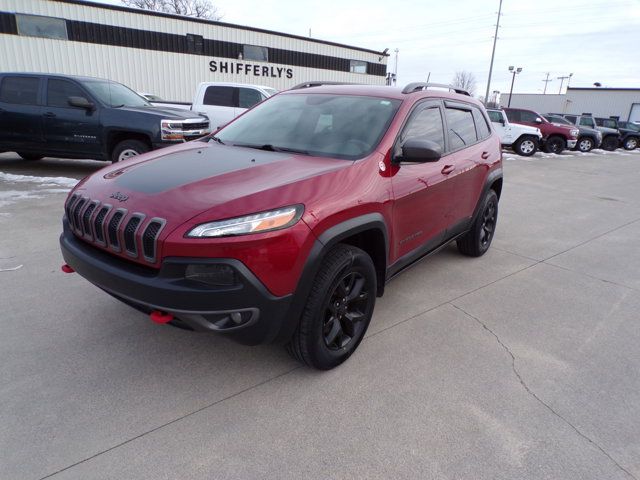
544,114,602,152
558,114,619,151
487,108,541,156
0,73,210,162
503,107,578,154
138,92,191,110
595,117,640,150
191,82,278,130
59,82,503,370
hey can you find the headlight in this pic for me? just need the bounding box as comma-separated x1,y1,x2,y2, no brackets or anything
187,205,304,238
570,129,579,137
161,119,184,141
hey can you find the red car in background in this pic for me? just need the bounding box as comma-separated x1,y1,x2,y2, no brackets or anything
504,107,579,154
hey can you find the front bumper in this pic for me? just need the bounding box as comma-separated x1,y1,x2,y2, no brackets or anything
60,225,292,345
567,139,577,149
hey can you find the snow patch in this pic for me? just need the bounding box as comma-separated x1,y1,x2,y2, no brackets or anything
0,172,78,188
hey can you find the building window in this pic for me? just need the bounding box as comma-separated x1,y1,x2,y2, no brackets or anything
350,60,367,74
16,14,68,40
186,33,204,54
243,45,268,62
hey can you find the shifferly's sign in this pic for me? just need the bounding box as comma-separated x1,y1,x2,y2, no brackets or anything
209,60,293,79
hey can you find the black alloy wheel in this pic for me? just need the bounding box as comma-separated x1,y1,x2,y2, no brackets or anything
457,189,499,257
323,271,370,350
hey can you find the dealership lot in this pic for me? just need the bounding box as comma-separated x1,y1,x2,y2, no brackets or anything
1,150,640,479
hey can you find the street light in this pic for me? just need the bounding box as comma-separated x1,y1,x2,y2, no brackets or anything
507,66,523,107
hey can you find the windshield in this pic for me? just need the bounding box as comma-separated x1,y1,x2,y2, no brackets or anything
263,88,278,97
83,81,151,107
622,122,640,132
546,115,571,125
215,93,402,160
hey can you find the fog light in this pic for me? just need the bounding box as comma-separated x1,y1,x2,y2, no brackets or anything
185,264,236,287
205,310,254,330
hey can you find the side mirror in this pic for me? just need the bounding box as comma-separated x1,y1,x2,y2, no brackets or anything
535,117,543,124
500,118,506,126
395,138,442,163
68,96,95,110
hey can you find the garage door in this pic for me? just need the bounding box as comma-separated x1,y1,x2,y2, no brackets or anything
630,103,640,122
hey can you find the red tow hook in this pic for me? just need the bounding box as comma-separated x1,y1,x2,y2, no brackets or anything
150,310,174,324
61,264,75,273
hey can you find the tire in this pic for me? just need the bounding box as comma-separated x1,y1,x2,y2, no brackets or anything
457,189,499,257
601,135,618,151
17,152,44,161
287,244,376,370
543,136,566,154
111,139,150,163
623,136,639,150
512,136,537,156
576,136,594,153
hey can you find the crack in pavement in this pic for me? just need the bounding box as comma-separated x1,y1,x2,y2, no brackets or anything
450,303,638,480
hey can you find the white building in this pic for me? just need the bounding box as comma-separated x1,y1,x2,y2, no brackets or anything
501,88,640,122
0,0,389,101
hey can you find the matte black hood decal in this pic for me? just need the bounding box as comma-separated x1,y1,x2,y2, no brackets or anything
113,144,290,194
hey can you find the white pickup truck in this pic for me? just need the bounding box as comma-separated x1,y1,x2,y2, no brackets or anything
142,83,278,130
487,108,542,156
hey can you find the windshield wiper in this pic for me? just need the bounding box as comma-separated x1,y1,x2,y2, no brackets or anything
112,104,125,108
236,143,309,155
209,135,225,145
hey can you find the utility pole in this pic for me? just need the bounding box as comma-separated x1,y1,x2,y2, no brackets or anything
484,0,503,105
542,72,552,94
557,74,571,94
394,48,399,82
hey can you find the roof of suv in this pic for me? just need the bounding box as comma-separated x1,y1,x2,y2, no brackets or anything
2,72,115,83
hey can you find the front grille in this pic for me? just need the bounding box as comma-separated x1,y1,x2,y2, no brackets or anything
183,121,208,131
68,197,166,265
107,211,125,250
123,216,143,256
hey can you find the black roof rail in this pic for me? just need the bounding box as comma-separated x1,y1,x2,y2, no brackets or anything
402,82,470,96
290,81,358,90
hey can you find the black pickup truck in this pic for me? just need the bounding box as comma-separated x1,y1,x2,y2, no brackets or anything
0,73,210,162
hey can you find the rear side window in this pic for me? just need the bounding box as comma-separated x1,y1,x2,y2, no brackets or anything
445,108,477,150
203,86,235,107
47,79,86,108
0,76,40,105
505,109,520,122
238,88,263,109
472,108,491,139
580,117,595,128
564,115,577,123
400,105,445,151
519,110,539,123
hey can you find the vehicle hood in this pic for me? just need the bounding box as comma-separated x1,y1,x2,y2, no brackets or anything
73,141,352,223
514,124,542,137
115,105,205,120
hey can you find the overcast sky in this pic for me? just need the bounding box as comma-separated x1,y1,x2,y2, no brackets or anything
91,0,640,98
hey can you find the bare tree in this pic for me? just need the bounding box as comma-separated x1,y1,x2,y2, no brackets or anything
122,0,222,20
451,71,477,96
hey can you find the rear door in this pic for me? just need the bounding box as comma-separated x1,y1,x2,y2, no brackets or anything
487,109,509,144
200,85,237,130
236,87,264,116
443,102,488,227
390,100,450,260
0,75,44,151
43,78,101,155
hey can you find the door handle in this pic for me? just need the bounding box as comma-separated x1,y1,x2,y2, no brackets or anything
481,151,490,159
43,112,56,118
441,165,455,175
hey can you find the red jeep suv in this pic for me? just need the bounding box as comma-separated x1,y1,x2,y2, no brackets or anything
60,82,503,369
504,107,579,154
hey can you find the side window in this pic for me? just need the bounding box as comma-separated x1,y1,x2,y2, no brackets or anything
400,105,445,152
238,88,263,109
519,110,539,123
0,76,40,105
47,79,86,108
487,110,503,123
473,108,491,139
445,108,477,150
580,117,595,127
203,86,236,107
505,109,520,122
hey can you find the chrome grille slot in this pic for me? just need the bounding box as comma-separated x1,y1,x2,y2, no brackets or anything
107,210,126,251
93,205,111,245
123,214,144,257
82,201,99,239
65,194,79,229
142,219,165,262
72,198,88,235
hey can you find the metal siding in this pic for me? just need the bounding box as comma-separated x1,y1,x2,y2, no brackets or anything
0,35,385,101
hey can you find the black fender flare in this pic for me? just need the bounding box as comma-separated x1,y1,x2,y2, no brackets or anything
272,213,389,344
471,167,503,224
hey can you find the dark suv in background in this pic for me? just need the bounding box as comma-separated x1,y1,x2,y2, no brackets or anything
558,113,619,151
0,73,210,163
595,117,640,150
